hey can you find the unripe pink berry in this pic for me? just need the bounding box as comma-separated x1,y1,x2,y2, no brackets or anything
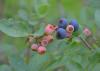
43,35,53,43
47,35,53,42
83,28,92,36
66,25,74,33
45,24,55,35
66,32,72,38
37,46,46,55
31,44,38,51
40,40,48,46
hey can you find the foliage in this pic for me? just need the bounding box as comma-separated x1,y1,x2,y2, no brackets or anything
0,0,100,71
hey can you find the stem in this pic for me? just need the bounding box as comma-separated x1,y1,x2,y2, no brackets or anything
24,45,31,64
78,36,92,50
24,36,33,64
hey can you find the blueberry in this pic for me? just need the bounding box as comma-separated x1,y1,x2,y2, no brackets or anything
70,19,79,32
56,28,67,39
58,18,68,29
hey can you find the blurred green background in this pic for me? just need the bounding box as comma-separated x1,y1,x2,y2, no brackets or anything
0,0,100,71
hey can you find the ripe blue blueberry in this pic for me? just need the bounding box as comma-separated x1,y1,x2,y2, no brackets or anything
70,19,79,32
58,18,68,29
56,28,67,39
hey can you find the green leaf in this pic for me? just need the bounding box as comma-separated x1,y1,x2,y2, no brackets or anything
9,55,28,71
28,20,38,26
95,9,100,28
33,23,45,37
87,0,100,9
18,9,29,21
0,43,17,56
0,65,12,71
0,19,31,37
29,54,50,71
34,0,49,18
92,63,100,71
38,4,48,16
66,60,83,71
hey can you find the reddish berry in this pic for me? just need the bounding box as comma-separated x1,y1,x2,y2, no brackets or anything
45,24,55,35
40,40,48,46
66,25,74,33
83,28,92,36
37,46,46,55
46,35,53,42
66,32,72,38
31,44,38,51
43,35,53,43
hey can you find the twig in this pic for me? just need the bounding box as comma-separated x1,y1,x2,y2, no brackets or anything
78,36,92,50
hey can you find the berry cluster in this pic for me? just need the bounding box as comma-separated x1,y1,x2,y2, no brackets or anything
30,18,80,55
31,34,54,55
31,24,55,55
56,18,79,39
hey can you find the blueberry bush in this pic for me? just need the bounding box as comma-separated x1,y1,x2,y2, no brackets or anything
0,0,100,71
